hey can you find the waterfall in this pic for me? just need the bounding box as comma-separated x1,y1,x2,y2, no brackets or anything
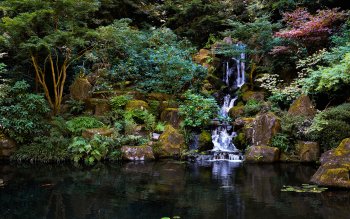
211,43,245,161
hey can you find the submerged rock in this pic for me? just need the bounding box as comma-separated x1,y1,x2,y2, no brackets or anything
296,141,320,162
311,138,350,188
121,146,155,161
158,125,185,158
288,95,316,117
245,146,280,163
252,112,281,146
70,78,92,101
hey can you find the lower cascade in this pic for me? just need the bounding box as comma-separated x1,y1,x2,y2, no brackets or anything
211,44,245,162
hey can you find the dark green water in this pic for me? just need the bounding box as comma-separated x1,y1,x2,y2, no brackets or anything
0,161,349,219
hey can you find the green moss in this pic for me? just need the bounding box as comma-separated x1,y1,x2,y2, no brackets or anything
125,100,149,111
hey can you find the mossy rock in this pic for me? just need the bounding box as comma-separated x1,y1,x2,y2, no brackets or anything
69,78,92,101
228,106,244,119
158,125,185,158
87,98,111,116
147,93,171,101
125,100,149,111
242,91,265,102
288,95,316,117
160,108,182,128
295,141,320,162
311,138,350,188
233,132,246,150
245,146,280,163
198,131,214,151
252,112,281,146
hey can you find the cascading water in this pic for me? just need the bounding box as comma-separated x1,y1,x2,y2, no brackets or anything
211,43,245,161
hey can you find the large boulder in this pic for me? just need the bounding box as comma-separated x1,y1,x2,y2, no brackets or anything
198,130,214,151
288,95,316,117
121,146,155,161
70,78,92,101
311,138,350,188
125,100,149,111
158,125,185,158
296,141,320,162
82,128,113,139
245,146,280,163
160,108,182,128
252,112,281,146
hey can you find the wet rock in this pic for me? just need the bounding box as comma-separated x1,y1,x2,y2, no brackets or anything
311,138,350,188
121,146,155,161
228,106,244,119
158,125,185,158
160,108,182,128
242,91,265,102
0,134,17,158
252,112,281,146
296,141,320,162
70,78,92,101
125,100,149,111
82,128,113,139
198,130,214,151
288,95,316,117
245,146,280,163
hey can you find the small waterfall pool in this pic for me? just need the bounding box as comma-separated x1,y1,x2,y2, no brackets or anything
211,43,245,161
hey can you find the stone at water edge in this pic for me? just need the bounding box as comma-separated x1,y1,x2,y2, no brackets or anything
69,78,92,101
121,146,155,161
288,95,316,117
311,138,350,188
245,146,280,163
252,112,281,146
0,134,17,158
296,141,320,162
158,125,185,158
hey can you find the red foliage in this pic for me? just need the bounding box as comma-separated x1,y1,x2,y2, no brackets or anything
275,8,347,42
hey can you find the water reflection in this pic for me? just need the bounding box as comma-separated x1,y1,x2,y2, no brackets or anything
0,161,349,219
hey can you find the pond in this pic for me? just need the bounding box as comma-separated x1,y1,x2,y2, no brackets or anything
0,161,349,219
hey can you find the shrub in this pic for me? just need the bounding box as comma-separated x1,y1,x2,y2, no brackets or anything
110,95,132,110
155,122,166,133
66,116,104,135
123,109,156,131
65,98,85,115
271,133,292,152
244,99,263,116
69,135,111,165
179,91,219,128
0,80,50,143
308,103,350,150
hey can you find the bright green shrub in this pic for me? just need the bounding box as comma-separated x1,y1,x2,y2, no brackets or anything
110,95,132,110
271,133,291,152
308,103,350,150
179,91,219,128
244,99,263,116
0,80,50,143
66,116,104,135
69,135,111,165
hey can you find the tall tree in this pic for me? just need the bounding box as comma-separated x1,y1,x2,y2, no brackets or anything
0,0,99,114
